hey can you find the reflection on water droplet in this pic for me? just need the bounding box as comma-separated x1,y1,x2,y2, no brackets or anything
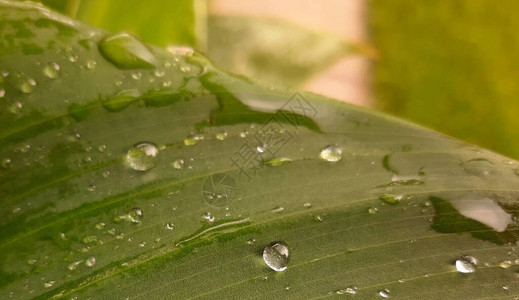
128,208,143,223
43,62,61,79
19,77,36,93
451,198,512,232
166,223,174,230
499,259,512,269
99,32,157,69
378,289,390,298
456,255,477,273
172,159,184,170
44,281,56,288
263,241,289,272
166,45,194,56
461,158,494,177
85,256,96,267
126,142,158,171
215,132,228,140
379,194,403,205
319,145,342,162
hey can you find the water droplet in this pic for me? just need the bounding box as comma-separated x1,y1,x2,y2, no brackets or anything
203,212,215,223
379,194,403,205
67,260,82,271
43,62,61,79
95,222,106,229
368,207,378,214
166,223,174,230
247,238,256,245
102,170,111,178
455,255,477,273
239,130,249,138
319,145,342,162
263,157,292,166
184,134,204,146
303,202,312,208
98,144,107,152
126,142,158,171
154,70,165,77
263,241,289,272
68,53,79,62
389,174,424,186
378,289,390,298
99,32,157,69
171,159,184,169
44,281,56,288
271,206,284,213
256,143,267,153
128,208,143,224
461,158,494,177
26,258,37,265
19,77,36,93
8,102,22,114
82,235,98,244
0,88,5,98
335,286,358,295
87,184,96,192
85,256,96,267
86,60,97,70
215,132,228,140
139,241,146,247
498,259,512,269
1,158,12,169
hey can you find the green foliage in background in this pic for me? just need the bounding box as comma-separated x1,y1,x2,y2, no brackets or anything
371,0,519,159
0,1,518,299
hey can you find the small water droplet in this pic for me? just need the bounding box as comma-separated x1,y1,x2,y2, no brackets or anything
102,170,110,178
247,238,256,245
86,60,97,70
368,207,378,214
379,194,403,205
1,158,12,169
44,281,56,288
82,235,98,244
126,142,158,171
171,159,184,170
87,184,96,192
154,70,165,77
139,241,146,247
239,130,249,138
215,132,228,140
455,255,477,273
256,143,267,153
95,222,106,229
203,212,215,223
498,259,512,269
68,53,79,62
8,101,23,114
43,62,61,79
0,88,5,98
263,241,289,272
271,206,284,213
19,77,36,93
67,260,82,271
99,32,157,69
26,258,37,265
378,289,390,298
335,286,358,295
319,145,342,162
166,45,194,56
303,202,312,208
85,256,96,267
128,208,143,224
184,134,204,146
166,223,174,230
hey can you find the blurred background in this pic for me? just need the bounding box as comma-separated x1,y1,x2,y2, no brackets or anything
30,0,519,159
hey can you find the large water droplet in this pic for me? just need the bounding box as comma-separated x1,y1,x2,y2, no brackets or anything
19,77,36,93
43,62,61,79
263,241,289,272
461,158,494,177
99,33,157,69
319,145,342,162
455,255,477,273
126,142,158,171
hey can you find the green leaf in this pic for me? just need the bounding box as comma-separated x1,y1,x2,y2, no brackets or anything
207,16,362,87
0,2,518,299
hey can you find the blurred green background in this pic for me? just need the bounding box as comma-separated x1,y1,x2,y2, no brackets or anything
30,0,519,159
